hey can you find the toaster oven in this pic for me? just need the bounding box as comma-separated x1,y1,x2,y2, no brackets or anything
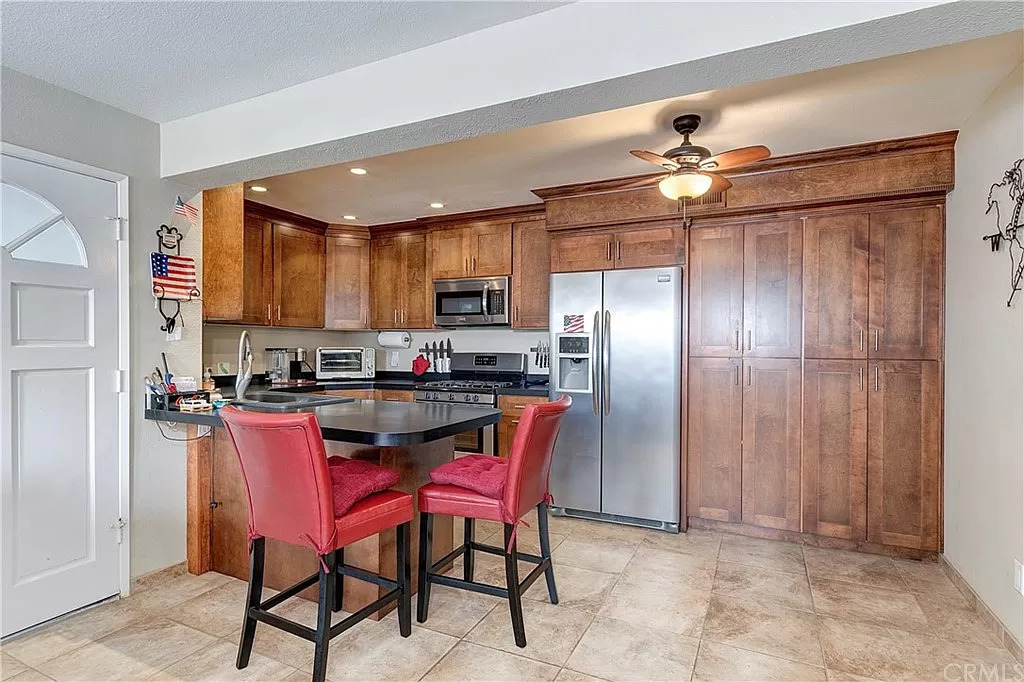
315,347,375,379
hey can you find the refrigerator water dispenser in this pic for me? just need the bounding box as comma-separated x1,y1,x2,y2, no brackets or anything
554,334,591,392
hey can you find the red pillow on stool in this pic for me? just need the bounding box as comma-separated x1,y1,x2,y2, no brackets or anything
429,455,508,499
327,456,401,516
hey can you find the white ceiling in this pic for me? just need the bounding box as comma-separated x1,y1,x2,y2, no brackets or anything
0,1,562,122
247,32,1023,226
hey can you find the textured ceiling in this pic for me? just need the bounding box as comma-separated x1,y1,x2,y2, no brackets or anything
244,32,1023,225
0,1,562,122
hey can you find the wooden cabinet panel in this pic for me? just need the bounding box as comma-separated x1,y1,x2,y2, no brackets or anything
869,207,942,360
743,221,802,358
324,235,369,329
687,357,742,522
741,358,801,531
376,389,414,402
325,389,375,400
614,225,686,269
512,219,550,328
802,360,868,540
804,213,869,358
240,215,272,325
272,225,325,328
550,232,614,273
688,225,744,357
867,360,940,550
497,395,547,458
431,228,469,280
202,185,245,321
371,237,402,328
371,232,431,329
401,232,432,329
469,221,513,276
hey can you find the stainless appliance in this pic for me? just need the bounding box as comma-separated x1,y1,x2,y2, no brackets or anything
549,267,682,531
414,352,528,455
315,347,375,379
265,347,307,383
433,276,510,327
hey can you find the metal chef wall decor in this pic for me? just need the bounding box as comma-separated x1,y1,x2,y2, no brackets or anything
151,196,201,333
983,158,1024,307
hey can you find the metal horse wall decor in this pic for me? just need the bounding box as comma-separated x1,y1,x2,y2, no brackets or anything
983,158,1024,306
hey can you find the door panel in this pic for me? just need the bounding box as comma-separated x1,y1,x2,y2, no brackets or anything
550,232,613,273
401,233,432,329
370,237,401,328
688,225,744,357
601,267,681,523
867,361,940,550
868,208,942,359
431,228,469,280
241,216,272,325
272,225,325,328
804,213,869,358
743,221,802,357
802,360,867,540
469,221,512,276
324,235,369,329
2,155,121,635
613,225,686,269
741,358,801,531
512,219,549,328
687,357,742,522
548,271,603,514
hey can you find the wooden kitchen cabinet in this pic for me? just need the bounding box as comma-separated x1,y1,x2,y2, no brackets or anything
741,358,801,531
240,215,272,325
802,359,868,540
867,360,940,550
430,221,512,279
511,218,550,328
325,389,376,400
272,225,325,328
743,220,802,358
868,207,942,360
687,357,742,522
324,231,370,329
497,395,548,458
804,213,870,359
371,231,432,329
370,236,402,329
550,231,613,273
688,224,744,357
376,389,414,402
613,224,686,269
403,232,432,328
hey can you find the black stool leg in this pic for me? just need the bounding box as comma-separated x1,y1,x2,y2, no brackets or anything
236,537,265,669
503,523,527,648
463,518,475,582
396,521,412,637
538,502,559,604
312,551,336,682
416,511,433,623
332,548,345,613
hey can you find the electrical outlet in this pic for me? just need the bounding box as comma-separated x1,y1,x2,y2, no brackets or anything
166,326,182,342
388,351,400,369
1014,560,1023,596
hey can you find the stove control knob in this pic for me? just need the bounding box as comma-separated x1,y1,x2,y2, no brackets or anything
472,394,479,403
447,393,455,401
464,394,472,402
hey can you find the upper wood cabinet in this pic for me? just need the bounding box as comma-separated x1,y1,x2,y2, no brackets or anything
550,222,686,273
688,224,744,356
430,221,512,279
272,225,325,328
324,230,370,329
804,213,870,358
371,231,432,329
867,360,940,550
687,357,743,523
802,359,868,540
240,215,272,325
868,207,942,360
550,231,613,273
202,184,246,321
511,218,550,328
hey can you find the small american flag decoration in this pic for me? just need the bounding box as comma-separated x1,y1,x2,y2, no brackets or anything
563,314,585,333
151,252,198,300
173,196,199,225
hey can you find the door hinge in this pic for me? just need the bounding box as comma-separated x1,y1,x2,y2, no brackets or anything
115,369,129,393
110,518,128,544
106,216,127,241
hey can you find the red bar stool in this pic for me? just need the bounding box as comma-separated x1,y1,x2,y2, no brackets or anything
219,406,413,682
416,395,572,647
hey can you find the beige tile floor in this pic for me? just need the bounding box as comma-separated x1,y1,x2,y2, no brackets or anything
2,517,1019,682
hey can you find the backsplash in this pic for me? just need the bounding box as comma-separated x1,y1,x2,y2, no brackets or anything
203,325,550,375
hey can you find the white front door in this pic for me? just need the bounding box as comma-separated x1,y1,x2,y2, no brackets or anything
1,153,124,636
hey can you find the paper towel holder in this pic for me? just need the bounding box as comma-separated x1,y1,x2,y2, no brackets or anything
377,331,411,349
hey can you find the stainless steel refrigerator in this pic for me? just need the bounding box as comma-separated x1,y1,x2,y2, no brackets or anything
548,267,681,531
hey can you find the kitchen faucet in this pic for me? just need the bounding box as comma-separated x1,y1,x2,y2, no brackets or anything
235,329,253,400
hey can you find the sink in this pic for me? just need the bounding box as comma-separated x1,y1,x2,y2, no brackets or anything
234,392,353,412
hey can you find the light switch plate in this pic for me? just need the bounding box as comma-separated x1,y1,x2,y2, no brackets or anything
1014,560,1023,595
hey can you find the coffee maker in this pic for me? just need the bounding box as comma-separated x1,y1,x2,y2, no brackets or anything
264,347,307,383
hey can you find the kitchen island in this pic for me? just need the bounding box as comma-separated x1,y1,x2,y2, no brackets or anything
146,399,501,616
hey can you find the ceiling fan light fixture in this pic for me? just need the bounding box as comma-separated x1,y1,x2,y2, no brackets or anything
658,171,713,200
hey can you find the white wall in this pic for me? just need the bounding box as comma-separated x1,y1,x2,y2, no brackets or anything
944,62,1024,643
2,68,201,578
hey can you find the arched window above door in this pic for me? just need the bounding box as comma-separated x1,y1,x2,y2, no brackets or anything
1,182,88,267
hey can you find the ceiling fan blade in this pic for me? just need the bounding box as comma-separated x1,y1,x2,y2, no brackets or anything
708,173,733,194
700,145,770,171
630,149,680,170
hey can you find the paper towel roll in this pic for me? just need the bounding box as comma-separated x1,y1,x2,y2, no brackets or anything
377,331,411,348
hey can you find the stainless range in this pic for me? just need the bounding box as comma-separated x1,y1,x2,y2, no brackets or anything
414,352,528,454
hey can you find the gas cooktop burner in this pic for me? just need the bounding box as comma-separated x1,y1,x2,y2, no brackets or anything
419,380,514,391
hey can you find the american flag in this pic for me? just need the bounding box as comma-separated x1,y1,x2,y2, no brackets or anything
173,196,199,225
151,252,197,300
563,314,585,333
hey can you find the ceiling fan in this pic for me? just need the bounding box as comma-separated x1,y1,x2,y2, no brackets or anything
629,114,771,200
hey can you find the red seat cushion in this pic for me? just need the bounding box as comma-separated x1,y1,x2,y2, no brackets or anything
429,455,508,499
418,482,505,523
327,456,400,516
333,490,413,549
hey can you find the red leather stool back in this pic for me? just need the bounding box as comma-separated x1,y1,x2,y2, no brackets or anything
502,395,572,520
220,406,337,556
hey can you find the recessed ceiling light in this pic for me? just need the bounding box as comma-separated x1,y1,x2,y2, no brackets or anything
429,202,444,209
343,215,357,221
249,185,268,192
349,168,368,175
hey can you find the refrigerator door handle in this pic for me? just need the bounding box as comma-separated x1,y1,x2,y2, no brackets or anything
592,310,600,415
603,310,611,415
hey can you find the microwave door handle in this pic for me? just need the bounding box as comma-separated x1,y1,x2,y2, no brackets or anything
481,282,490,320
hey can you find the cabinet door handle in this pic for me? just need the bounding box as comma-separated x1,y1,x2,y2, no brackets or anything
511,419,520,426
735,329,741,351
514,305,519,324
616,241,621,260
401,309,406,324
606,242,612,261
276,305,281,321
734,364,739,385
747,365,752,386
394,309,398,325
858,366,864,392
747,330,752,351
874,366,879,392
465,258,469,273
472,257,476,272
859,328,864,352
874,329,879,352
266,304,271,320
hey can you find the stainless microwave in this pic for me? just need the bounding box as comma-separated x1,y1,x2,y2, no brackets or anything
315,347,375,379
433,276,510,327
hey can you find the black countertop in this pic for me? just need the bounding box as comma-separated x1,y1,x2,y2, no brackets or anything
212,373,550,398
145,400,502,447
